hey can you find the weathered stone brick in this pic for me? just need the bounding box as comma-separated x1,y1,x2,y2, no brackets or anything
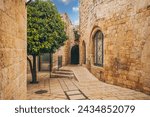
0,0,4,11
79,0,150,94
0,1,27,99
52,13,75,69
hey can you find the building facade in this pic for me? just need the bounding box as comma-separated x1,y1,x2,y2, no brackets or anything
79,0,150,94
53,13,75,70
0,0,27,99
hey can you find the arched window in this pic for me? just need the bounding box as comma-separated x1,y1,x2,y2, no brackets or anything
94,30,104,66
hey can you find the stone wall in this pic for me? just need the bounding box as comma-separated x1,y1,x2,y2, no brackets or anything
0,0,27,99
53,13,75,69
79,0,150,94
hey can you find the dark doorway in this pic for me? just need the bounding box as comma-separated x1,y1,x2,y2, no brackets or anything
39,53,50,71
71,45,79,64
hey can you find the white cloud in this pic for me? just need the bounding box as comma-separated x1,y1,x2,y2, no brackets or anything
72,6,79,12
61,0,70,4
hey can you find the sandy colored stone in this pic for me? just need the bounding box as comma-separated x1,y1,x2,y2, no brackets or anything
69,94,86,100
27,66,150,100
79,0,150,94
0,1,27,99
66,90,81,95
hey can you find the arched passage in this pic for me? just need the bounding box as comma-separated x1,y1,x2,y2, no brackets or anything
82,41,86,64
71,45,79,64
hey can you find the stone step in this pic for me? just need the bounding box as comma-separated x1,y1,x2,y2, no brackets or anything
58,69,73,72
51,73,74,78
53,70,74,75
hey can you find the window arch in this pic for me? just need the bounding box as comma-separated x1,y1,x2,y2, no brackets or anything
93,30,104,66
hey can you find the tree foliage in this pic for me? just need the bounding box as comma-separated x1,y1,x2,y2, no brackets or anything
27,0,67,83
27,0,67,55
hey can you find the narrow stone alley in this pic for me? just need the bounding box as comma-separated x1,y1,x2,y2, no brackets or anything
27,66,150,100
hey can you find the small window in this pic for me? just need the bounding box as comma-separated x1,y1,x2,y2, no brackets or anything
94,30,104,66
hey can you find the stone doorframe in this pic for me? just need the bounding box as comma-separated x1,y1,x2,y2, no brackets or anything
81,40,86,65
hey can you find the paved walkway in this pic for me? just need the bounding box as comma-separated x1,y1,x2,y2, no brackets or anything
27,65,150,100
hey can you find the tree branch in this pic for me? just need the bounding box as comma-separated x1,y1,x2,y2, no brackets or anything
26,0,32,6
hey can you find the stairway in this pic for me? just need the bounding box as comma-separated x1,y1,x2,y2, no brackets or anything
51,69,75,78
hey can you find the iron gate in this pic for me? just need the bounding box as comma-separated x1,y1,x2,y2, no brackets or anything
58,56,62,69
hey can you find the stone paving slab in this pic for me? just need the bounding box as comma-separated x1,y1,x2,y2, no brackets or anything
69,94,86,100
66,90,81,95
27,66,150,100
61,66,99,82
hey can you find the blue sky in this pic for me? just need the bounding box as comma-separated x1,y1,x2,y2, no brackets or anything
51,0,79,25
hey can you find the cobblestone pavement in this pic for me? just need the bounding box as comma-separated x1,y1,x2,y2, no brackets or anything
27,65,150,100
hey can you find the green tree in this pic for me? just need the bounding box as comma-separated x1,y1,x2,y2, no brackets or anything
27,0,67,83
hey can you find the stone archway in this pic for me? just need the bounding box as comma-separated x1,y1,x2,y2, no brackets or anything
89,26,104,65
82,41,86,64
71,45,79,64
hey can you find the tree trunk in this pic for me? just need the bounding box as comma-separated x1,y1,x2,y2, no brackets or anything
31,55,38,83
27,56,33,76
49,53,52,78
38,56,41,72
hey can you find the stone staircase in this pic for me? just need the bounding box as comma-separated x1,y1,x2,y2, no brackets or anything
51,69,75,79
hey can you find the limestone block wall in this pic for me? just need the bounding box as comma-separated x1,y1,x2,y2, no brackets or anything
53,40,72,69
0,0,27,99
61,13,75,66
53,13,75,69
79,0,150,94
